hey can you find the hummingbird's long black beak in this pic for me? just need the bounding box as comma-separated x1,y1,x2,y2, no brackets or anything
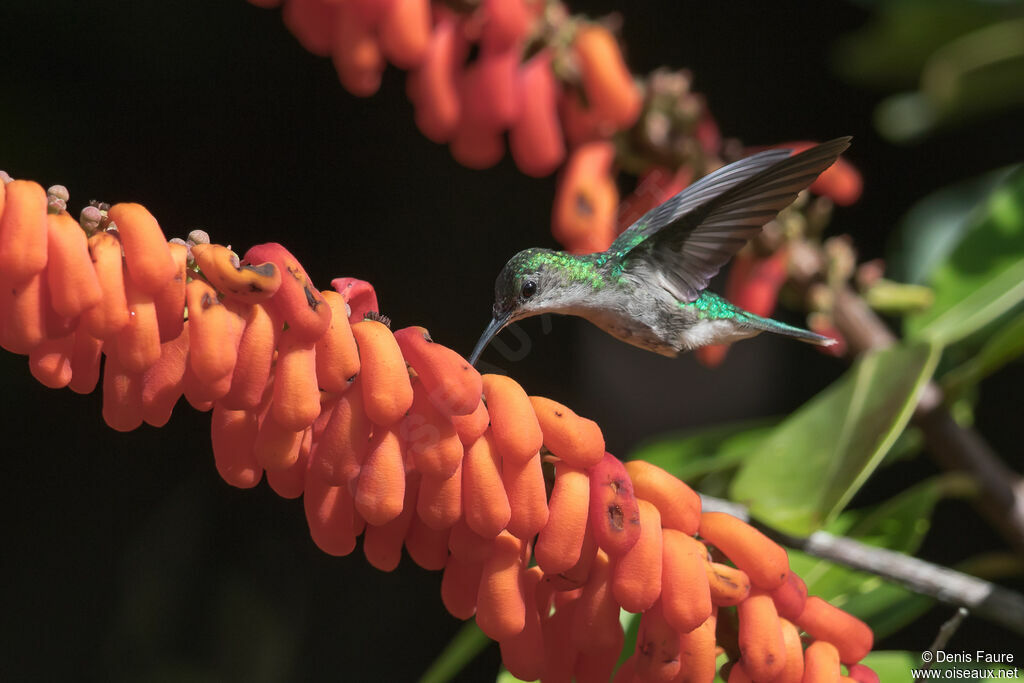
468,314,510,367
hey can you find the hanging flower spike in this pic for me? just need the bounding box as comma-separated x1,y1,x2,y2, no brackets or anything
0,183,880,678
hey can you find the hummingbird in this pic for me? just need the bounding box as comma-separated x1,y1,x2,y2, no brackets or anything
468,138,850,365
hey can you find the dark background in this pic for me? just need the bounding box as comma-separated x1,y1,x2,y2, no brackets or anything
1,1,1021,680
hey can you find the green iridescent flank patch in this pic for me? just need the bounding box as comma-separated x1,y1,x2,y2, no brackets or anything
683,291,740,320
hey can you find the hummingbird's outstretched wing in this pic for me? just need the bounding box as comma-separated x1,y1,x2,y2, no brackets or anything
612,137,851,302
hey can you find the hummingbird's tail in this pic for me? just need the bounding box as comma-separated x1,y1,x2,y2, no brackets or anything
742,314,837,347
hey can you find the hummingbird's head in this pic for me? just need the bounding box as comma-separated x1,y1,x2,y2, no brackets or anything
468,248,564,365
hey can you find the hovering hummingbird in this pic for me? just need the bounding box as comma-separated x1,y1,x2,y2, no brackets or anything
468,138,850,365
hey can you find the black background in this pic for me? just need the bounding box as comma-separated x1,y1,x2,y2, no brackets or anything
1,1,1021,680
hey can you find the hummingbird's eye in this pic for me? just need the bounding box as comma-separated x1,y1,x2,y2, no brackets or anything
521,280,537,299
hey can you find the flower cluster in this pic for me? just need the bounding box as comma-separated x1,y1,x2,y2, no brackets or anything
0,175,877,681
248,0,686,254
250,0,866,370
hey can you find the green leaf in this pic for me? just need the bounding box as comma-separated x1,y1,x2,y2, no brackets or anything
864,651,1024,683
788,475,963,638
942,309,1024,397
729,341,940,534
860,651,919,681
906,166,1024,345
420,620,490,683
628,418,777,482
831,2,1003,89
616,610,641,673
888,168,1014,285
875,17,1024,142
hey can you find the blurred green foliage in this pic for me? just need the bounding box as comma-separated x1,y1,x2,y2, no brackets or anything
834,0,1024,142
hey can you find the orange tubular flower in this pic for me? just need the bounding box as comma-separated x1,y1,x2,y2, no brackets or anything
502,451,549,541
191,243,281,304
330,277,379,323
475,530,527,641
660,528,713,633
243,243,331,343
281,0,336,57
498,566,545,682
611,498,663,613
699,511,790,591
802,640,842,683
114,271,162,374
351,319,414,426
83,231,130,340
535,461,590,575
107,203,177,295
588,452,641,557
378,0,431,70
407,15,464,144
449,119,506,171
415,459,462,530
185,279,244,391
572,24,642,130
529,395,605,468
139,328,189,426
393,325,481,416
354,426,407,526
363,474,417,572
571,549,622,654
270,329,321,431
310,378,371,486
480,0,533,52
774,618,806,683
552,141,619,253
331,1,385,98
0,273,47,354
481,373,543,466
625,459,701,534
737,588,787,681
45,212,101,319
633,600,682,683
458,45,522,134
28,334,74,389
461,431,512,538
304,470,358,557
510,51,566,178
315,291,360,394
0,179,48,286
210,402,262,489
154,241,187,343
404,511,451,570
794,596,874,665
677,609,719,683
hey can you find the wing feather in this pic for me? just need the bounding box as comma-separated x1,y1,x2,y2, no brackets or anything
617,137,850,302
